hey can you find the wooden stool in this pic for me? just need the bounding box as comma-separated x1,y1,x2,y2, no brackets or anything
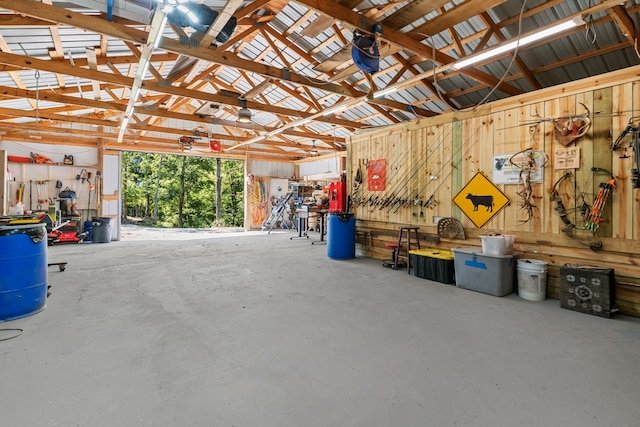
396,226,420,274
382,227,420,272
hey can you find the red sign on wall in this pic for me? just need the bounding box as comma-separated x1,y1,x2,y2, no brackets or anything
368,159,386,191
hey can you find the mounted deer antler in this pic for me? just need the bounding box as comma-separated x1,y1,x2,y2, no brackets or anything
552,102,592,146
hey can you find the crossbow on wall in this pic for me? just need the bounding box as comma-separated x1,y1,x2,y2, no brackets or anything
611,117,640,189
550,167,615,252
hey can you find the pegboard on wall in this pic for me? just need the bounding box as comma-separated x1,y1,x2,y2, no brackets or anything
5,162,98,215
1,142,100,219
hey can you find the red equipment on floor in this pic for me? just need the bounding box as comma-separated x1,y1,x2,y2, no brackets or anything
329,176,347,213
48,220,85,245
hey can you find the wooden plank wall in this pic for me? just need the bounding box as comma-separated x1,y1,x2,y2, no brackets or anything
348,66,640,317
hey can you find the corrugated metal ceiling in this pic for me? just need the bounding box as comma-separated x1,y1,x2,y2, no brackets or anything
0,0,636,159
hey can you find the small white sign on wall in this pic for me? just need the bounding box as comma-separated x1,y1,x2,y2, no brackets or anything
492,152,544,185
554,147,581,169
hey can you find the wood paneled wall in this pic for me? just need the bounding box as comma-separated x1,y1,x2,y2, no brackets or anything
348,66,640,317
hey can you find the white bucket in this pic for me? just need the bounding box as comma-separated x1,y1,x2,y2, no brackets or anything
517,259,548,301
308,215,318,231
480,235,515,255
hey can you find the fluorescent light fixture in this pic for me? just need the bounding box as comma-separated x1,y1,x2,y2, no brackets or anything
118,6,166,143
270,128,285,135
153,15,168,48
453,16,585,70
373,86,398,98
130,85,140,101
322,104,348,116
246,135,266,144
136,56,150,80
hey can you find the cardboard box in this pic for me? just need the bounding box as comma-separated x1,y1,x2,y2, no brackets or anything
452,247,515,296
409,249,455,284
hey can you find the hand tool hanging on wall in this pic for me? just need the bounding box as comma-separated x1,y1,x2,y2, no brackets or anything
16,183,24,207
95,171,102,211
35,181,43,210
76,169,88,183
86,172,93,212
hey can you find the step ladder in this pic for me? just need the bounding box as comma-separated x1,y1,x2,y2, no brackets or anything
262,190,294,233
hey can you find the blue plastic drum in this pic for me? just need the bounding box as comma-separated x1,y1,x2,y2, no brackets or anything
0,224,48,321
83,220,93,242
327,213,356,260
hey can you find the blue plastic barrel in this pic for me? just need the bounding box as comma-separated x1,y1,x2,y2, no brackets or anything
83,220,93,242
327,213,356,259
0,224,48,321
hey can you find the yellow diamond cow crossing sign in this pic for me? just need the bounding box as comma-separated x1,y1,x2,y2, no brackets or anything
453,172,510,228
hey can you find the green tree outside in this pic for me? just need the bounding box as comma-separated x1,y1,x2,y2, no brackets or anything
121,152,244,228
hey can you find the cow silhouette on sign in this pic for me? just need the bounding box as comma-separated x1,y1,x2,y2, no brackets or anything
466,193,494,212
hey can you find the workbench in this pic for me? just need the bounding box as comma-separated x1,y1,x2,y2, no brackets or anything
310,208,328,245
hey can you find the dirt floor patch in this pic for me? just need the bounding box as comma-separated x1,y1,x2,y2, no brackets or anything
120,223,247,241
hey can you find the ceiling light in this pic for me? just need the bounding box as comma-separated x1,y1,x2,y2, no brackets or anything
309,140,318,155
246,135,266,144
237,107,252,123
452,16,585,70
118,5,167,143
373,86,398,98
323,104,348,116
236,98,252,123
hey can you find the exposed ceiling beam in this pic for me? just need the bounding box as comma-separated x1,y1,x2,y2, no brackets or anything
293,0,524,96
0,50,365,129
606,4,639,47
0,0,356,98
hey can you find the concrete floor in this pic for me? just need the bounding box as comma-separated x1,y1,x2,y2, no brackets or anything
1,227,639,427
